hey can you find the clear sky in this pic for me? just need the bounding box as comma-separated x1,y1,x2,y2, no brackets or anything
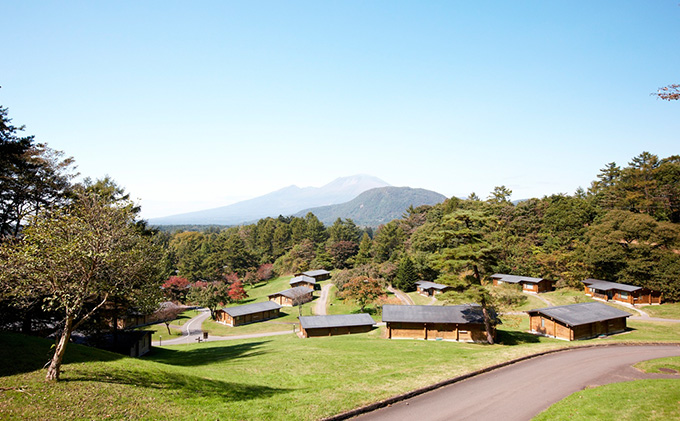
2,1,678,219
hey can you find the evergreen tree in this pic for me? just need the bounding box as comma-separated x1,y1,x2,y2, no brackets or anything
394,256,418,291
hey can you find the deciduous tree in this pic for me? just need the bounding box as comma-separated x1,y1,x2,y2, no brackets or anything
338,276,385,312
0,190,164,381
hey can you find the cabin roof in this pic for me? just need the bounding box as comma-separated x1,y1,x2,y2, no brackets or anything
222,301,281,317
581,278,642,292
290,275,317,285
415,280,450,290
491,273,545,284
268,286,313,299
299,313,375,330
526,302,631,327
382,304,492,324
302,269,331,277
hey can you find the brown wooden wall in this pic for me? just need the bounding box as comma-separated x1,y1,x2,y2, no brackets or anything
302,324,373,338
269,293,312,307
215,309,280,327
290,281,315,290
530,315,627,341
386,322,492,342
584,286,662,305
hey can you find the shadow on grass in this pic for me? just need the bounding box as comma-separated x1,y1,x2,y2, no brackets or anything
0,331,123,377
496,329,542,345
63,366,292,402
146,340,270,367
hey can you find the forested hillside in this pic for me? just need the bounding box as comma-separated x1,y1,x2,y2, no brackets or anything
293,186,447,227
164,152,680,301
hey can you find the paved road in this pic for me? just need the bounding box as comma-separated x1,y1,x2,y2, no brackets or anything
315,284,333,315
353,345,680,421
153,309,294,346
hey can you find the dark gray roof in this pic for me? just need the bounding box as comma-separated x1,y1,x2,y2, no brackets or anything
268,286,313,299
526,302,631,327
302,269,331,277
222,301,281,317
299,313,375,330
382,304,489,324
415,280,450,290
581,279,642,292
290,275,317,285
491,273,545,284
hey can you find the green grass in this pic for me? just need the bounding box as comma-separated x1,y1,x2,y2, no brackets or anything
532,379,680,420
541,289,594,306
173,309,201,326
3,314,680,421
0,330,567,421
635,356,680,374
326,284,382,321
512,293,549,312
643,303,680,319
141,322,182,338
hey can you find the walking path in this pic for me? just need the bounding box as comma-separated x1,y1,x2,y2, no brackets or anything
152,308,294,346
387,286,414,305
315,284,333,315
529,292,552,307
350,344,680,421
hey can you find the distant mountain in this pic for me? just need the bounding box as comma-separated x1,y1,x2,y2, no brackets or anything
149,175,390,226
294,186,447,227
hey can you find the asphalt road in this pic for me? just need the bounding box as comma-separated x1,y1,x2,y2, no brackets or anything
353,345,680,421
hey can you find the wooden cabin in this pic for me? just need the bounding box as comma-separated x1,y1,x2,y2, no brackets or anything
582,279,662,305
215,301,281,327
490,274,554,293
289,275,318,291
299,314,375,338
382,305,496,343
268,286,314,307
527,302,631,341
415,280,452,296
88,331,152,357
295,269,332,282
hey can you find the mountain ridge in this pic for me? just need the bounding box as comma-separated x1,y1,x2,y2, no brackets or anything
294,186,447,227
149,174,390,226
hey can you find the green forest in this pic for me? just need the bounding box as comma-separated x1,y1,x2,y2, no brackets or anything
2,101,680,342
160,151,680,303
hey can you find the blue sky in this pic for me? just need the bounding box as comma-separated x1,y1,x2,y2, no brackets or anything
2,1,678,218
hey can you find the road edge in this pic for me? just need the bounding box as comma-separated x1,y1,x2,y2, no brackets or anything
323,342,680,421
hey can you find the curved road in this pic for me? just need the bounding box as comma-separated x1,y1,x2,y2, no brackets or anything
352,345,680,421
387,286,414,305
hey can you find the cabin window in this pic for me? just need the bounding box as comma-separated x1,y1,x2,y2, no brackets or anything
497,281,503,285
541,319,545,328
620,292,628,299
589,287,594,292
459,330,468,334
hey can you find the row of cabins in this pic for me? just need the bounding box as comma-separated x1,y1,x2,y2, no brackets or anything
491,273,662,305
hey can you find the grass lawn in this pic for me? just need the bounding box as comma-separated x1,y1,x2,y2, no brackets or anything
2,314,680,420
635,356,680,374
141,322,182,338
0,329,566,421
512,293,548,312
532,379,680,420
643,302,680,319
326,284,383,321
541,289,593,306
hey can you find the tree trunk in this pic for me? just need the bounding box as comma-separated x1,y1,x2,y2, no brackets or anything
165,322,172,335
46,314,74,381
481,306,494,345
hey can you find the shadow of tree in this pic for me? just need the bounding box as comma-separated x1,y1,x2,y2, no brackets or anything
0,331,124,377
146,340,270,367
496,329,542,345
63,366,292,402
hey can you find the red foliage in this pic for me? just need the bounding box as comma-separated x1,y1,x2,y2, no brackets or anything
162,276,190,290
228,281,248,302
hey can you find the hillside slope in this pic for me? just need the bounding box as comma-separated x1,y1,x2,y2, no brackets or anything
149,175,389,225
294,186,447,226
